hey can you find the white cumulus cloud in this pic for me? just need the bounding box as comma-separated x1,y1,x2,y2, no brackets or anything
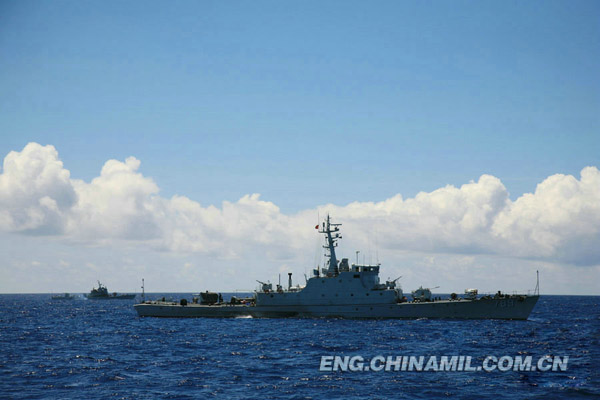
1,142,599,268
492,167,600,265
318,174,510,255
0,143,76,234
68,156,161,241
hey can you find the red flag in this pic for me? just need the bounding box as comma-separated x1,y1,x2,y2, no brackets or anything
315,224,319,229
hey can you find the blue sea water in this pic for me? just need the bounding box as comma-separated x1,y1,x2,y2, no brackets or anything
1,294,598,399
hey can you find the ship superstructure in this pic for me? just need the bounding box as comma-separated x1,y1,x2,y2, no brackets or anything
252,215,404,316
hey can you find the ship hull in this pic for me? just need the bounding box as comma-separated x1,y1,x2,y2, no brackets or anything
251,296,539,320
86,294,136,300
134,296,538,320
134,302,251,318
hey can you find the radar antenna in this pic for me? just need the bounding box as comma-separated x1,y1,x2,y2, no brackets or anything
318,214,342,276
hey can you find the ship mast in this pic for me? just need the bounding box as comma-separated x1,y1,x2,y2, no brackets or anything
319,214,342,276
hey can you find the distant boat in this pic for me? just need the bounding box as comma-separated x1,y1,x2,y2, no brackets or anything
51,293,76,300
85,281,136,300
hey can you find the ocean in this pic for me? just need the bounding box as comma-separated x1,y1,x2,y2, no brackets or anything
1,294,598,399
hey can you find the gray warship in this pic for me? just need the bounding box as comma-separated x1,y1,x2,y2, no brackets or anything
135,216,539,319
85,281,136,300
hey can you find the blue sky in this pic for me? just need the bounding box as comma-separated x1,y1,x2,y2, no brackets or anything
1,0,598,213
1,1,599,294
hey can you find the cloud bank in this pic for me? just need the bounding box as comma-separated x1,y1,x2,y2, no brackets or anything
1,143,599,267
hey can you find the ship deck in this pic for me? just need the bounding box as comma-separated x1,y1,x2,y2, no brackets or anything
134,295,539,320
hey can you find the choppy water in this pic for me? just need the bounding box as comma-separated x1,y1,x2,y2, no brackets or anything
1,294,598,399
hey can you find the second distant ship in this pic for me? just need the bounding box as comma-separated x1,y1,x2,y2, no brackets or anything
85,281,136,300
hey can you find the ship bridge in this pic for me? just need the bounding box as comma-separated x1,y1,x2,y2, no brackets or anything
255,215,403,307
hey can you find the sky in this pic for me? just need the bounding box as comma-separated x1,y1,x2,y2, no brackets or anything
0,1,599,295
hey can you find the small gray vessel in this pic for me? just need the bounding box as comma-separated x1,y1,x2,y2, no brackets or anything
135,216,539,319
85,281,136,300
51,293,76,300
